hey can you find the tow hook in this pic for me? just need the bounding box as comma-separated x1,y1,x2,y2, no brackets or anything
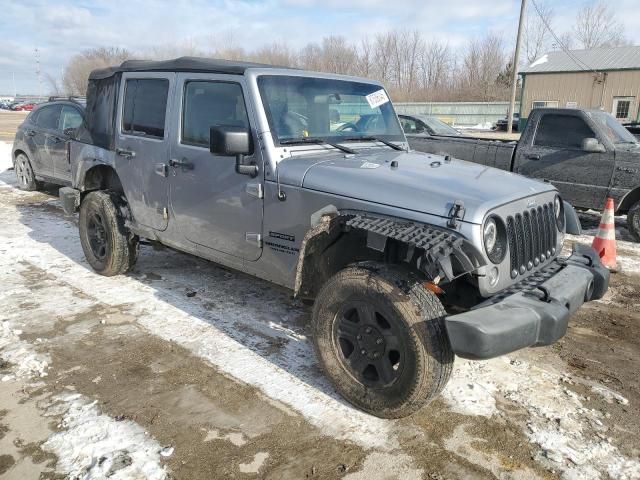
524,285,551,303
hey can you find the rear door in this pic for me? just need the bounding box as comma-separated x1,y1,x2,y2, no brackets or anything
50,105,84,183
115,73,174,231
31,105,62,177
168,73,263,261
514,112,613,209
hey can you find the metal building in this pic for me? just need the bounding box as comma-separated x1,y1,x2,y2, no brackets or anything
519,46,640,128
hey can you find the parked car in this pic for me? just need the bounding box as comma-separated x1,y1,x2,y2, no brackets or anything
408,107,640,240
14,103,36,111
11,98,85,190
624,122,640,140
494,113,520,132
399,114,461,136
59,58,608,418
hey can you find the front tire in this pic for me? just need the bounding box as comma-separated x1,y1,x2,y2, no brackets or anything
14,153,42,191
79,191,139,276
627,201,640,242
312,263,453,418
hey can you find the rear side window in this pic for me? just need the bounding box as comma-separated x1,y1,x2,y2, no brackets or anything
182,81,249,147
59,106,83,130
122,79,169,138
534,114,595,149
35,105,62,130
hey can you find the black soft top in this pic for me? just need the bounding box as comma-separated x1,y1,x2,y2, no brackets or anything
89,56,286,80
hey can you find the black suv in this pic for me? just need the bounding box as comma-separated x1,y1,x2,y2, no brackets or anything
12,98,85,190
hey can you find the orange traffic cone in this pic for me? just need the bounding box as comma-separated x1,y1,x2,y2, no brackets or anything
592,197,619,272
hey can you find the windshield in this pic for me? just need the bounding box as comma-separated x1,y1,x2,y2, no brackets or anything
419,116,460,136
258,75,404,145
589,111,638,144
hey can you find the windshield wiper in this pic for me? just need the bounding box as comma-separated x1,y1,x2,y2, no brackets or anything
342,136,404,151
280,137,356,154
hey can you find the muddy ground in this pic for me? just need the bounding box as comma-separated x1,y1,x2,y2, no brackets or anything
0,156,639,479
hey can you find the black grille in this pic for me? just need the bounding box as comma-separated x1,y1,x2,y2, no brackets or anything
506,202,557,279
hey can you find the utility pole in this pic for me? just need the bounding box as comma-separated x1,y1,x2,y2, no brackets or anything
508,0,526,134
35,48,43,100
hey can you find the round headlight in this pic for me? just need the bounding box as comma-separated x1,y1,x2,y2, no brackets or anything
554,195,565,231
483,216,507,264
484,218,497,252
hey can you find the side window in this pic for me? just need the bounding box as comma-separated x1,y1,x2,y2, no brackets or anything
59,106,83,131
122,79,169,138
182,81,249,148
35,105,62,130
534,114,595,149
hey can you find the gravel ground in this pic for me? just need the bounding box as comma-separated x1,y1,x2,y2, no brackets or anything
0,141,639,479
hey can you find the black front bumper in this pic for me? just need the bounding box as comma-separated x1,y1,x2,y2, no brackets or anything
445,244,610,360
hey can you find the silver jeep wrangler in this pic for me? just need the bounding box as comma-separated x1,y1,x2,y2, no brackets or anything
59,57,609,418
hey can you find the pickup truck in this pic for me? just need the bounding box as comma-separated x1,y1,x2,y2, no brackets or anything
407,108,640,240
58,57,608,418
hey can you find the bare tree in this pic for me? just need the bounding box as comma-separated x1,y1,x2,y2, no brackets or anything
573,1,628,49
459,34,508,101
320,36,358,75
250,42,297,67
44,73,62,96
524,1,554,64
419,41,452,90
62,47,131,95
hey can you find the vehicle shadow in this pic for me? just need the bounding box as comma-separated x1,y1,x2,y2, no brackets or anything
14,194,360,413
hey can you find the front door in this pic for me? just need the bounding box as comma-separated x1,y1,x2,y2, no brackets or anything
115,73,174,231
168,73,263,261
514,112,614,209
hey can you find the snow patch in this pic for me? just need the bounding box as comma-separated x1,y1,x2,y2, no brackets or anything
0,319,50,380
43,392,168,480
0,141,13,173
441,361,498,416
464,121,494,130
529,54,549,68
238,451,269,474
442,357,640,479
590,385,629,406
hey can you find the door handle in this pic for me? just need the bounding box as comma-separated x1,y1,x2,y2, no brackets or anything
51,136,63,143
26,130,36,137
155,163,169,177
169,158,194,170
525,154,540,160
116,148,136,159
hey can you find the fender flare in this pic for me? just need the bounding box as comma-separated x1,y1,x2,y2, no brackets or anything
294,210,486,298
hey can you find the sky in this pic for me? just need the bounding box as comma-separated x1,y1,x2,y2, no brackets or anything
1,0,639,95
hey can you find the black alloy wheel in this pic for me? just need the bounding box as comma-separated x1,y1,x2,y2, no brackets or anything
333,300,405,388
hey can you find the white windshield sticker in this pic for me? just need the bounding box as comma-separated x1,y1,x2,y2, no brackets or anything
365,89,389,109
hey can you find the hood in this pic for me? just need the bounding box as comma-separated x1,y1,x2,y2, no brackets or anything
279,149,555,224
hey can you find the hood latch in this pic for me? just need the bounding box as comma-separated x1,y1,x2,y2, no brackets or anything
447,200,465,228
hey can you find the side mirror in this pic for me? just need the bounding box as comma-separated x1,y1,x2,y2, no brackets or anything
582,137,606,153
209,126,257,177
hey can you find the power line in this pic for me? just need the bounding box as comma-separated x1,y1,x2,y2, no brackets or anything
530,0,600,75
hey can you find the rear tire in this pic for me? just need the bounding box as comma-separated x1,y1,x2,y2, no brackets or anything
627,201,640,242
79,191,139,276
14,153,43,191
312,262,453,418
